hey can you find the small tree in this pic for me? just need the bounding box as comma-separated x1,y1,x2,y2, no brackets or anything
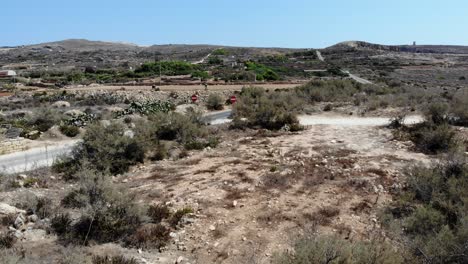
206,94,224,110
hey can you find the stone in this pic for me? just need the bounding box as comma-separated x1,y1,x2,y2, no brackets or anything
176,256,185,264
17,174,28,180
28,214,38,223
0,203,26,215
232,200,238,207
23,229,47,241
14,213,26,229
52,101,71,108
209,225,216,231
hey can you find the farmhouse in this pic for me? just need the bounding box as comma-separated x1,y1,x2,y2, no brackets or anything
0,70,16,78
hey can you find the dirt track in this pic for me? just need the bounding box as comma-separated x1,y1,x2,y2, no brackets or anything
59,83,301,92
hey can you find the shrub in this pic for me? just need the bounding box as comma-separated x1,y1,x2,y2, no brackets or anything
232,87,302,130
51,213,72,236
274,234,405,264
384,155,468,262
148,204,171,223
206,94,224,110
29,107,63,132
55,171,144,244
450,91,468,126
92,255,138,264
409,123,458,154
404,206,445,236
0,233,15,249
169,208,193,227
125,224,170,249
63,122,146,175
424,102,449,125
59,125,80,137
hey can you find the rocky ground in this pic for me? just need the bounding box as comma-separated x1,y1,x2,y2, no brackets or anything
0,117,433,263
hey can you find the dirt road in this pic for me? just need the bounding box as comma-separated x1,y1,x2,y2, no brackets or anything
57,83,302,92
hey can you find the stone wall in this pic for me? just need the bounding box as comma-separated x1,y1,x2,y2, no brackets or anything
0,138,28,155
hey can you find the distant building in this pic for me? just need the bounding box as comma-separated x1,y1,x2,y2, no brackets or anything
0,70,16,78
413,41,416,46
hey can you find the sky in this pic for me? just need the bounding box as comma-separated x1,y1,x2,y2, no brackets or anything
2,0,468,48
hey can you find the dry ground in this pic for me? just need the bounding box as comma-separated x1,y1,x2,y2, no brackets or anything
0,120,436,263
118,123,430,263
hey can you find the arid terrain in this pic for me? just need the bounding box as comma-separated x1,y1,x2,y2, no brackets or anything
0,39,467,264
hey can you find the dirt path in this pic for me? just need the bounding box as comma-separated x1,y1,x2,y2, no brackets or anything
298,114,423,126
121,124,430,264
51,83,301,92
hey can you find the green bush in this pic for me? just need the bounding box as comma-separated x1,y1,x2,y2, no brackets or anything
245,61,280,81
0,233,15,249
424,102,449,125
135,61,195,76
59,125,80,137
274,234,405,264
232,87,302,130
206,94,224,110
92,255,138,264
450,91,468,126
384,155,468,263
61,122,145,175
54,171,144,244
125,224,170,249
29,107,63,132
409,123,458,154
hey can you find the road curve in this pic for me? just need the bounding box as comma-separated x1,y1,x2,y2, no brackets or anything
0,140,79,174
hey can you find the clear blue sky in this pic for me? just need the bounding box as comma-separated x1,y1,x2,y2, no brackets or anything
2,0,467,48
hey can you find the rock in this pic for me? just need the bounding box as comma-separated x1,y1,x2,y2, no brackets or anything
0,203,26,215
209,225,216,231
14,214,26,229
28,214,38,223
52,101,70,108
23,229,47,241
170,232,178,238
64,109,85,117
123,130,135,138
176,256,185,264
232,200,238,207
17,174,28,180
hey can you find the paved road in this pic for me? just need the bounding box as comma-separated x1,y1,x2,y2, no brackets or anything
0,140,78,174
2,110,419,174
0,111,234,174
202,109,232,125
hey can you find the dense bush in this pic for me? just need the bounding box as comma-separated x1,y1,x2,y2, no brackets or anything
54,122,145,177
206,94,224,110
59,125,80,137
409,122,458,154
52,171,144,245
125,224,170,249
231,87,302,130
245,61,280,81
274,234,405,264
450,91,468,126
382,154,468,263
135,61,195,76
134,112,218,150
92,255,138,264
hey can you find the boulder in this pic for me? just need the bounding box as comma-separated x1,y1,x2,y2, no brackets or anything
0,203,26,215
52,101,71,108
14,213,26,229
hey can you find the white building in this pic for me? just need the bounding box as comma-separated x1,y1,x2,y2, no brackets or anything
0,70,17,78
